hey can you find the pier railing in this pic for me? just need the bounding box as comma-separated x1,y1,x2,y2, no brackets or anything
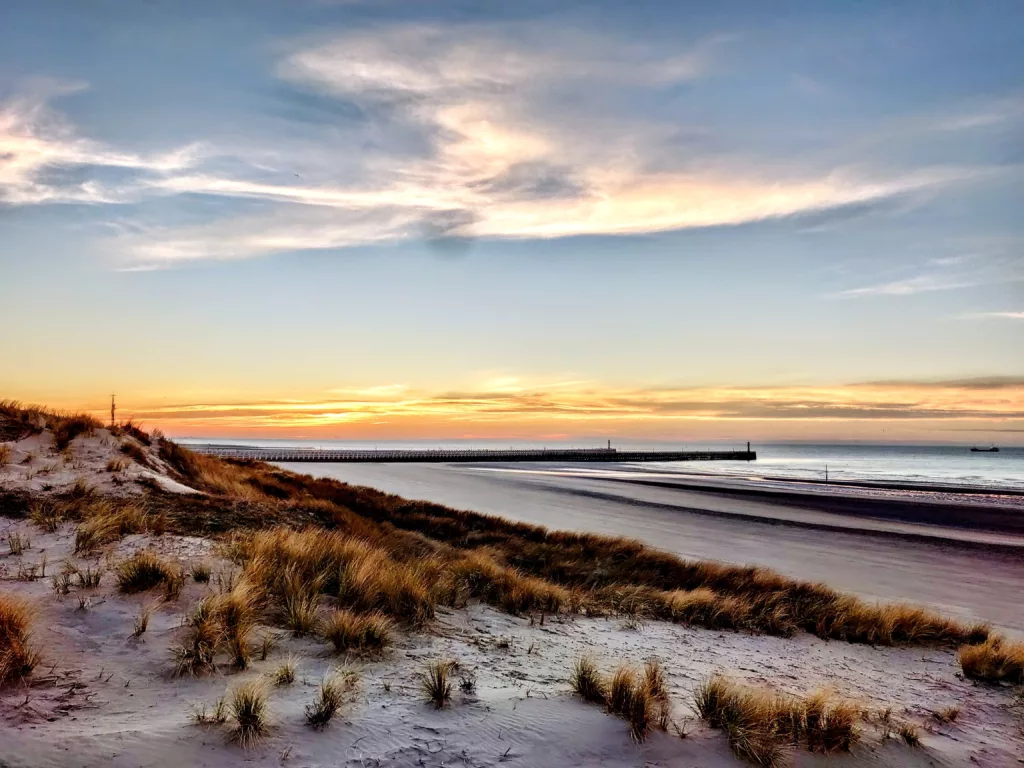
187,446,756,463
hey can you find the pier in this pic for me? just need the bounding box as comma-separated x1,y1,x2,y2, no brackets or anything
188,446,756,463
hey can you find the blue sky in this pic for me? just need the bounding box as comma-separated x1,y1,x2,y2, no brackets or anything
1,1,1022,439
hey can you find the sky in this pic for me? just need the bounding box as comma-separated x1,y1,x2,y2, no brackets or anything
1,0,1022,442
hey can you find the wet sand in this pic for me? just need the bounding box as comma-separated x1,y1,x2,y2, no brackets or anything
279,462,1024,634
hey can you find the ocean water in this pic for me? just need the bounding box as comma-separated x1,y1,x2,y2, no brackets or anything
180,438,1024,492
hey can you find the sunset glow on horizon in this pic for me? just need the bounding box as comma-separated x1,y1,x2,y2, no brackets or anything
1,2,1021,443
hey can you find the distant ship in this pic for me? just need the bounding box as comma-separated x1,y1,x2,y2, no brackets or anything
970,446,999,453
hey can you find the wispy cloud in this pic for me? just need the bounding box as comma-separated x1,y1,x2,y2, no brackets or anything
0,82,201,205
831,273,980,298
961,311,1024,320
0,25,1004,267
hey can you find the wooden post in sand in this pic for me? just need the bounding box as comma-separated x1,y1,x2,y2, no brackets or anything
110,394,116,428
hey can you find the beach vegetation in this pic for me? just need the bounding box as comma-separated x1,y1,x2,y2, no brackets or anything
422,659,453,708
228,680,269,747
0,593,39,686
115,550,175,593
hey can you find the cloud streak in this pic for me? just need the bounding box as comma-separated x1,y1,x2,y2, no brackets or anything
97,378,1024,437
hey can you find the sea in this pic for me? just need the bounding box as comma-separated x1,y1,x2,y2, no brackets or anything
178,439,1024,492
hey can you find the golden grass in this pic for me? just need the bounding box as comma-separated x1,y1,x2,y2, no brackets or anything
174,582,260,674
273,658,297,686
115,550,175,593
958,636,1024,684
52,414,100,452
422,659,454,708
174,599,225,676
305,671,357,729
28,499,67,532
75,501,151,554
0,444,11,467
0,593,39,686
321,609,393,654
132,599,161,638
694,675,861,765
190,562,212,583
570,658,670,742
228,680,269,747
571,656,607,705
143,447,987,649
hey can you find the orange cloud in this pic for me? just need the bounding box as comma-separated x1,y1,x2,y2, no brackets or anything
75,378,1024,441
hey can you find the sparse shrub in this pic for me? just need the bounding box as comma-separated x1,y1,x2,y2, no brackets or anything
321,609,393,654
52,414,98,451
75,565,103,588
959,636,1024,684
174,599,224,676
459,669,476,694
273,658,297,686
115,550,174,593
0,593,39,685
75,501,150,553
120,439,150,467
571,656,607,705
192,696,227,725
132,600,161,638
191,562,212,583
164,568,186,601
931,705,960,723
228,680,269,747
6,530,29,556
422,659,453,708
897,721,921,747
305,674,349,729
29,499,68,532
106,457,129,473
51,572,72,598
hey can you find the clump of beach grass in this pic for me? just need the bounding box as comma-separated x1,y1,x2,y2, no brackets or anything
191,696,227,726
75,501,151,554
191,562,212,583
115,550,175,593
320,609,393,654
958,636,1024,684
694,675,861,764
132,599,162,639
422,659,454,709
0,593,39,686
273,658,297,686
571,656,608,705
6,530,29,556
305,670,358,729
228,680,270,747
29,499,68,532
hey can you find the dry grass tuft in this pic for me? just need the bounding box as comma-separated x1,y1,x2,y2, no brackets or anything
958,636,1024,684
422,659,454,709
321,609,393,654
0,444,11,467
115,550,175,593
6,530,29,556
305,669,358,729
191,696,227,726
75,501,151,554
174,598,225,676
228,680,270,747
273,658,297,686
52,414,99,452
191,562,212,583
571,656,607,705
0,593,39,686
28,499,68,532
120,439,150,467
931,704,961,724
694,675,860,765
897,721,922,747
132,599,161,638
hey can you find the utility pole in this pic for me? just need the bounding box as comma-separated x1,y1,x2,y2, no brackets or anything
110,394,116,428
